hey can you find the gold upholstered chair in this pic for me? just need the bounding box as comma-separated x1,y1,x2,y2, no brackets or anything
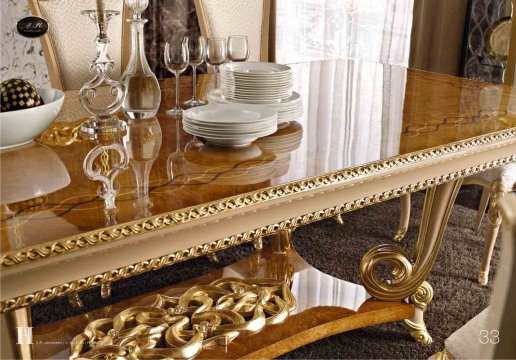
193,0,272,62
28,0,130,91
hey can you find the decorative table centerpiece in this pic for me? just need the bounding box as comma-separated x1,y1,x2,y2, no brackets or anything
79,0,126,135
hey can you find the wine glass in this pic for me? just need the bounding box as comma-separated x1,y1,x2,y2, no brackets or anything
164,40,189,116
228,35,249,62
184,36,206,107
206,37,227,89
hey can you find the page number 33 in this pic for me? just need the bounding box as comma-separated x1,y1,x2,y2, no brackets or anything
479,330,499,344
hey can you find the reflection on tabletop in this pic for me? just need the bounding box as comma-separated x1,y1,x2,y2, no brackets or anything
1,59,515,257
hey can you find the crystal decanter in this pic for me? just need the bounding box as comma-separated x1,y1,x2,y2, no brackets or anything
121,0,161,119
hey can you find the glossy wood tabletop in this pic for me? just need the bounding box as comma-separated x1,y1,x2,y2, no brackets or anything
1,59,515,263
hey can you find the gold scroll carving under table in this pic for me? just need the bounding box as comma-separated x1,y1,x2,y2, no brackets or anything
32,241,413,360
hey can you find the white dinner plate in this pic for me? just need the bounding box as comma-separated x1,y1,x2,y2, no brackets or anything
222,62,292,75
183,123,277,138
209,89,300,104
221,86,292,94
183,119,277,133
222,76,293,85
221,84,293,92
183,103,277,124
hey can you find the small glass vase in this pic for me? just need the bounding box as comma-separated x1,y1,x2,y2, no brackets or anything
121,0,161,120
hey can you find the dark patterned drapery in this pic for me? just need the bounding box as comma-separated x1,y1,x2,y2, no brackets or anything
143,0,203,79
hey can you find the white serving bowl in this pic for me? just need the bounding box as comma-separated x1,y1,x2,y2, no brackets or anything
0,87,65,149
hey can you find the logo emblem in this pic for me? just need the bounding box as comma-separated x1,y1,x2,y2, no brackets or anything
17,327,33,345
17,16,48,38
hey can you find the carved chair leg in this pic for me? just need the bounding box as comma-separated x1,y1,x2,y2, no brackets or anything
101,282,112,300
333,213,344,225
271,228,293,254
67,292,84,308
404,281,433,344
207,252,220,264
474,186,490,231
269,228,295,285
394,194,411,242
478,180,507,285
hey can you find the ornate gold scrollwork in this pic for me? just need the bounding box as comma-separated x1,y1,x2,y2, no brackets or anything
404,318,433,345
39,121,83,146
433,349,455,360
70,277,296,360
360,180,462,303
409,281,433,313
404,281,434,344
359,244,414,300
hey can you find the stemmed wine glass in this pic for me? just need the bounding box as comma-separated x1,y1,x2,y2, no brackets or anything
164,39,189,116
183,36,206,107
228,35,249,62
206,37,227,89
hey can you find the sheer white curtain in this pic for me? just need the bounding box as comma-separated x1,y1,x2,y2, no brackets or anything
275,0,414,67
272,1,413,183
273,60,407,184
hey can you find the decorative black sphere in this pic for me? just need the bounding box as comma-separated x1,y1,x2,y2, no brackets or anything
0,78,44,112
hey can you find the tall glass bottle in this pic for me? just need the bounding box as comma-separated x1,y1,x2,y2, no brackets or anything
121,0,161,120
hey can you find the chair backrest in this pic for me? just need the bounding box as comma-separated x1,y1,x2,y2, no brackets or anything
28,0,129,91
194,0,271,62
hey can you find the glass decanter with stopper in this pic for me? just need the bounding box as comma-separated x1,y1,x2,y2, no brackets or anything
121,0,161,119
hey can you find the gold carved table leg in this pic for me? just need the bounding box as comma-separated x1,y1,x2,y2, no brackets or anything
1,307,33,360
333,213,344,225
361,179,463,344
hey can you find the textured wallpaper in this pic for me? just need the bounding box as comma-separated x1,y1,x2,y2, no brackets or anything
1,0,50,87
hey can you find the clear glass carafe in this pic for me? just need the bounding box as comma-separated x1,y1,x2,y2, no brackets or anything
121,0,161,120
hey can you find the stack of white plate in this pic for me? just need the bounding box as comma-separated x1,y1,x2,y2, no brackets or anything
183,104,278,147
220,62,293,103
208,89,302,124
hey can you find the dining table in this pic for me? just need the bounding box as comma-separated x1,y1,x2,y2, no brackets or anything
1,58,515,359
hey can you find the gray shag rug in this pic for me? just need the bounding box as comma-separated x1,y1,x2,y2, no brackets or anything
33,191,498,359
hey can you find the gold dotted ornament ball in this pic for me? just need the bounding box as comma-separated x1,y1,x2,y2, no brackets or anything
0,78,44,112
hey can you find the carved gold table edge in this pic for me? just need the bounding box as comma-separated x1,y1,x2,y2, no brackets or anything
2,127,515,269
2,153,515,314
